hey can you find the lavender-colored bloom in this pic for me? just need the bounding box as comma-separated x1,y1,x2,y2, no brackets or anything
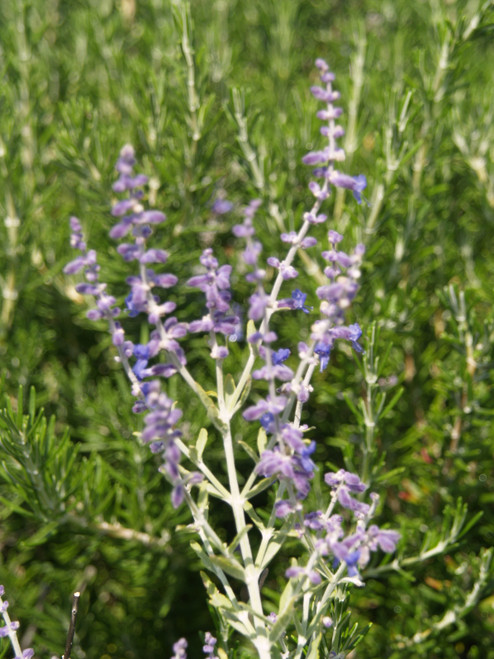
285,289,312,313
203,632,219,659
327,171,367,204
171,638,188,659
285,564,321,585
314,341,332,372
243,395,287,421
299,441,316,472
365,525,401,553
342,549,361,578
139,248,169,264
212,198,233,215
303,211,327,225
0,621,19,637
17,651,35,659
248,291,270,321
0,587,33,658
328,229,343,244
280,424,305,452
302,150,330,166
275,499,298,517
329,323,364,353
303,62,367,207
256,432,315,499
259,412,275,432
187,249,241,345
324,469,369,514
304,511,325,531
325,469,367,493
232,220,255,238
267,256,298,280
253,347,293,382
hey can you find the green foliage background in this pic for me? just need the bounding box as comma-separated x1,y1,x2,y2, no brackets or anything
0,0,493,657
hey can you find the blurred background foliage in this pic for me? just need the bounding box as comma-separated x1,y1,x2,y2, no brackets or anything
0,0,493,657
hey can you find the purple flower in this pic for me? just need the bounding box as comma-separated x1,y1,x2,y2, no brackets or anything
343,549,361,577
18,651,35,659
256,431,316,499
203,632,219,659
330,323,364,354
171,638,188,659
365,525,401,553
303,61,367,206
212,199,233,215
248,291,270,321
285,565,321,585
299,440,316,472
259,412,275,432
187,249,241,346
253,347,293,382
289,289,312,313
324,469,369,515
275,499,298,517
325,469,367,493
243,395,288,422
314,341,332,372
327,171,367,204
267,257,298,280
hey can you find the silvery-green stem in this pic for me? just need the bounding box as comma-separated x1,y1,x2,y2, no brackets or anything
0,593,24,658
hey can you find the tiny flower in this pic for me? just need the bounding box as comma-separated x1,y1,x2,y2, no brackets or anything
322,616,334,628
328,171,367,204
171,637,188,659
314,341,331,371
285,565,321,585
203,631,219,659
212,198,233,214
275,499,298,517
290,289,312,313
243,395,288,421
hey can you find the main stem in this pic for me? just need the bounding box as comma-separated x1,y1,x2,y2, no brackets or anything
221,422,271,657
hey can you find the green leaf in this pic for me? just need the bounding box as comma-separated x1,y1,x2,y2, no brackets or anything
379,386,404,420
244,476,276,500
224,373,236,412
246,319,258,340
238,439,258,463
269,597,296,643
227,524,252,555
194,381,227,433
200,571,235,611
233,376,252,415
209,554,246,582
306,632,322,659
21,520,59,547
257,427,267,454
196,427,209,461
257,531,286,571
243,501,265,531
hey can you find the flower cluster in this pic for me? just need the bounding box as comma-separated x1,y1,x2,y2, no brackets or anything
169,633,219,659
231,59,368,516
187,248,241,359
64,58,401,658
0,586,34,659
286,472,400,584
64,146,188,506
